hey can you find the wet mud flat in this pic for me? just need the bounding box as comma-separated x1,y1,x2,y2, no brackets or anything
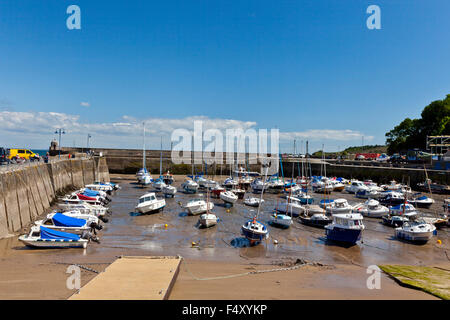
0,175,448,299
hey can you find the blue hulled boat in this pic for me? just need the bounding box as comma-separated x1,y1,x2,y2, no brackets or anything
325,213,365,244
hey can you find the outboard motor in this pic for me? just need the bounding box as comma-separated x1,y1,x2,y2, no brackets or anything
81,230,100,243
89,221,103,231
99,216,109,223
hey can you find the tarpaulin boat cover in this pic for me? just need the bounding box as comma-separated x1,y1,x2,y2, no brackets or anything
77,194,96,201
52,212,86,227
40,226,81,240
83,189,100,197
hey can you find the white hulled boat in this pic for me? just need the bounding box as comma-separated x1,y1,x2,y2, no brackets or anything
135,192,166,214
185,199,214,216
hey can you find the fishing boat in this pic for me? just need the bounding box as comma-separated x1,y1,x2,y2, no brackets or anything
326,199,353,215
270,212,293,228
182,179,199,194
395,220,436,244
408,194,435,208
382,215,411,228
34,212,93,235
298,213,331,228
353,199,388,218
220,190,238,205
243,197,264,207
135,192,166,214
185,199,214,216
162,184,177,197
325,213,365,244
19,226,90,249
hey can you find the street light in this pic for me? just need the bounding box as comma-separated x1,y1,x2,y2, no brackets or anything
87,134,92,152
54,128,66,159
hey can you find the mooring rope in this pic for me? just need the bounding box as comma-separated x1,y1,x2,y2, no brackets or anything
180,258,315,281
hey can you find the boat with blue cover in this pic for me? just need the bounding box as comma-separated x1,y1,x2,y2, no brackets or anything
34,212,92,235
19,226,90,248
325,213,365,244
408,194,435,208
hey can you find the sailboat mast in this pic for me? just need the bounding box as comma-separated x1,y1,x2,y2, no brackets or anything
143,122,146,169
159,136,163,176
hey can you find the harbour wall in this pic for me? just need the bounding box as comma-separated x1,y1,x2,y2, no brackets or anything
62,147,449,186
0,157,110,239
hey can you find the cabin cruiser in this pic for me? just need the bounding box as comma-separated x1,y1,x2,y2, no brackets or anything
395,220,436,244
313,181,334,194
363,180,384,192
61,193,106,206
270,213,293,228
356,189,381,199
85,182,116,193
267,176,284,193
345,180,369,194
135,193,166,214
325,213,365,244
220,190,238,205
19,226,91,249
378,191,406,206
182,179,199,193
58,202,109,218
326,199,353,215
185,199,214,215
353,199,389,218
389,203,418,216
408,194,435,208
330,180,345,192
319,199,334,209
243,197,264,207
34,212,93,235
298,213,331,228
195,176,217,189
162,184,177,197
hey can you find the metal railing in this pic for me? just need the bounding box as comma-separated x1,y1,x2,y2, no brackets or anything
0,154,93,173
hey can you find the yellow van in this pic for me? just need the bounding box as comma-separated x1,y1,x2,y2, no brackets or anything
9,149,40,161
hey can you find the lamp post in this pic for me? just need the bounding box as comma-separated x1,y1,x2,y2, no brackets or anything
87,134,92,153
54,128,66,159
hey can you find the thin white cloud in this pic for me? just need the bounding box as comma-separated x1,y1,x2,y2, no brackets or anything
80,102,90,107
0,111,374,149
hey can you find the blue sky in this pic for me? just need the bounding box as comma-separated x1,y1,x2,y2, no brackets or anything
0,0,449,152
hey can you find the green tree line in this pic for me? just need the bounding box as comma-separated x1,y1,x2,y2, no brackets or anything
385,94,450,154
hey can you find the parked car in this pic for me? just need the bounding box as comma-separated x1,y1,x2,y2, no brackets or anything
8,148,40,162
0,147,10,165
389,154,406,164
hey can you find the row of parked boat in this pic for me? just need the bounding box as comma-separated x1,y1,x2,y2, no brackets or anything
18,182,119,249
